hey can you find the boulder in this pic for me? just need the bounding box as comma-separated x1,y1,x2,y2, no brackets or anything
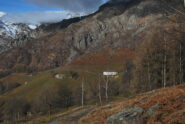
106,106,144,124
146,104,159,116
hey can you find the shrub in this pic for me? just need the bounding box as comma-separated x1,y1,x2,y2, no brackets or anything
70,71,79,79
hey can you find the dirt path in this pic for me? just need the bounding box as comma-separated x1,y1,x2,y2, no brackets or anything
50,107,94,124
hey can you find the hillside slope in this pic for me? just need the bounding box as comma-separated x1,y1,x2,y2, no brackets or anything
10,84,185,124
78,84,185,124
0,0,184,72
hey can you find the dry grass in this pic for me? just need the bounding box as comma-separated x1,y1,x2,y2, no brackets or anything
72,47,135,67
77,84,185,124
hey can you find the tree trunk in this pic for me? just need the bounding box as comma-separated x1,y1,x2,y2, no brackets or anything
180,42,183,84
98,75,102,105
163,35,167,88
81,78,84,107
147,55,151,91
105,76,109,101
17,112,20,120
164,55,167,88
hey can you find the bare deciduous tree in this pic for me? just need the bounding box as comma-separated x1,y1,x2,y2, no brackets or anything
81,77,85,107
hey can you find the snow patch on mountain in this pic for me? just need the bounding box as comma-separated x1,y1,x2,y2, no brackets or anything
0,10,85,54
0,17,38,54
28,25,37,29
0,12,6,18
0,21,36,38
0,10,86,39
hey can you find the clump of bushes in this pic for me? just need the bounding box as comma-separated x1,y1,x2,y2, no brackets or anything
70,71,79,79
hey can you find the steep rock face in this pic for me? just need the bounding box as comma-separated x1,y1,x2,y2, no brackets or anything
0,0,183,72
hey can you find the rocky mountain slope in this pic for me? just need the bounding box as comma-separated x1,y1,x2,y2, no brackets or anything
0,0,184,73
0,11,86,54
0,20,38,54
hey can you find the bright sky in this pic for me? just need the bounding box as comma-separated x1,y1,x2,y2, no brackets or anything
0,0,60,12
0,0,108,13
0,0,108,24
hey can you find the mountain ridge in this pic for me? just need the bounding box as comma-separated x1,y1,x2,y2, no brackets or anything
1,0,179,72
0,0,182,75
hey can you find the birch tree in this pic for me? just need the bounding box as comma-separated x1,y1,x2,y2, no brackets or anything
81,77,85,107
98,75,102,105
163,33,167,88
179,41,183,84
105,75,109,101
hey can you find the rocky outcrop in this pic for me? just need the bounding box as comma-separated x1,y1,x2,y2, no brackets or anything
106,106,144,124
106,104,160,124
